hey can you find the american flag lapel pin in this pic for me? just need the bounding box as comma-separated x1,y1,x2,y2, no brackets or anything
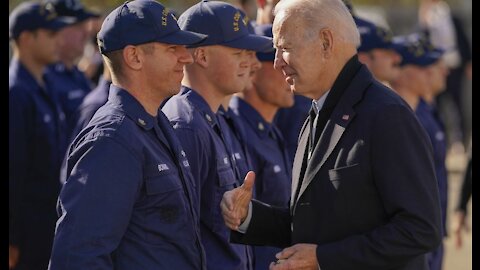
342,114,349,121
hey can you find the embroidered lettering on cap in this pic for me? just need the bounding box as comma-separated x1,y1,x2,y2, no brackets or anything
233,11,240,31
242,15,249,26
158,164,170,172
161,8,168,26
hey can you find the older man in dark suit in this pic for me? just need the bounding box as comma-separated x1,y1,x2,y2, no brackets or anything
220,0,442,269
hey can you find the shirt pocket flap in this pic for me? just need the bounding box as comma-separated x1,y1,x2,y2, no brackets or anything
145,171,182,195
217,167,236,187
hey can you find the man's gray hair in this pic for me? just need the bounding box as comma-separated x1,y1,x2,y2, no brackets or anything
274,0,360,46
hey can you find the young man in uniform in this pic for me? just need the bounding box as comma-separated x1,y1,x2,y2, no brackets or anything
162,1,271,269
9,2,71,269
229,24,294,270
48,1,208,269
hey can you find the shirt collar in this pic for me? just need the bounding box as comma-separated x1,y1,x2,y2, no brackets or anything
10,58,39,89
107,84,156,130
312,89,330,114
232,96,273,138
181,85,219,128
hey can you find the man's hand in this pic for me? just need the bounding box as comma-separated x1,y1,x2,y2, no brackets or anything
221,171,255,230
269,243,318,270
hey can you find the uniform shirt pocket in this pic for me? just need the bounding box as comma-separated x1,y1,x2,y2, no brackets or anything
212,165,236,231
143,166,193,244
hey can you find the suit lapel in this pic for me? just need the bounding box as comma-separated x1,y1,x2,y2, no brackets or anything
298,108,355,197
290,118,310,209
292,65,373,208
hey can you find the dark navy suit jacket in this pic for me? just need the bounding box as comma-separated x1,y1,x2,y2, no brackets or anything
232,60,442,270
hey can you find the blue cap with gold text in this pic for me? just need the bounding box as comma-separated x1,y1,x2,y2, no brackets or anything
178,0,272,52
9,1,72,40
254,24,276,62
97,0,207,54
393,33,444,67
45,0,100,23
355,16,399,52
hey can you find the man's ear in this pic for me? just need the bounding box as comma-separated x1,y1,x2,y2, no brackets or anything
122,45,143,71
17,31,33,47
193,47,208,68
319,28,334,56
357,52,370,64
256,0,266,8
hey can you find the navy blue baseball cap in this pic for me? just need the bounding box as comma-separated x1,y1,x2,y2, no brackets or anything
178,0,273,52
254,24,276,62
9,1,73,40
354,16,399,52
45,0,99,23
97,0,208,54
393,34,444,67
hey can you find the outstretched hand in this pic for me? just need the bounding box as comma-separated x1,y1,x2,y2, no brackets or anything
220,171,255,230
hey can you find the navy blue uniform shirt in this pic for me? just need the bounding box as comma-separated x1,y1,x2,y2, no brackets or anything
416,98,448,236
70,75,111,142
230,96,292,270
274,94,311,164
9,58,68,270
230,96,292,207
218,106,253,181
162,86,251,270
49,85,205,270
45,63,92,138
217,105,254,269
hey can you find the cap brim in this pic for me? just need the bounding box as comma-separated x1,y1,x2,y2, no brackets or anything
45,16,76,31
256,51,276,62
66,10,101,24
387,42,404,53
222,34,273,52
157,29,208,46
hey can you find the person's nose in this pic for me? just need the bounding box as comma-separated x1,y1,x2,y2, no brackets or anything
178,46,194,65
273,50,285,70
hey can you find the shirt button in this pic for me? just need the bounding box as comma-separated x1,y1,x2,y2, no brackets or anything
138,118,146,126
